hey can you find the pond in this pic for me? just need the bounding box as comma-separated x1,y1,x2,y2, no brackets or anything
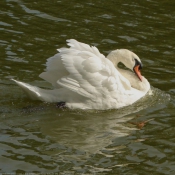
1,0,175,174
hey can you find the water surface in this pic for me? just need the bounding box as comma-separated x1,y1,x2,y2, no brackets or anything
1,0,175,174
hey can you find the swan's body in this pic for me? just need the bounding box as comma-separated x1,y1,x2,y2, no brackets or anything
12,39,150,110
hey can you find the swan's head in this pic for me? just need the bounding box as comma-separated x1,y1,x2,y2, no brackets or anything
107,49,143,81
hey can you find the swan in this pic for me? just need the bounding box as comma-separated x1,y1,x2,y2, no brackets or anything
12,39,150,110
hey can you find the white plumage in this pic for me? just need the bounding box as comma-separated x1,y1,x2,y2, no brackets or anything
12,39,150,109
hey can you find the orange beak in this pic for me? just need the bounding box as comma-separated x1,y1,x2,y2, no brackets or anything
134,65,142,81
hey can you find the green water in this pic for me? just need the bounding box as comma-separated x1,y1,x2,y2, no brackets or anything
1,0,175,174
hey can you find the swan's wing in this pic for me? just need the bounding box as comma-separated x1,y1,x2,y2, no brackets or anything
39,39,105,89
39,52,69,88
56,39,132,102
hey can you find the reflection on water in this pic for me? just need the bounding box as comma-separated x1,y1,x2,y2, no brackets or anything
1,0,175,174
38,87,170,154
0,83,170,173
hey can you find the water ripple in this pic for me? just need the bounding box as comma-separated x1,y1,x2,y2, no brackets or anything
1,0,175,174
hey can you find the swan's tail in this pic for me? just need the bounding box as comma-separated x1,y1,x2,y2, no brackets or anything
11,79,62,102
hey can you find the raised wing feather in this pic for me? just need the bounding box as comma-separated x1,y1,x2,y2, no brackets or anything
56,40,131,102
39,39,105,89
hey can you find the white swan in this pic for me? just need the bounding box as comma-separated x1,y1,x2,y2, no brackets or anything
12,39,150,110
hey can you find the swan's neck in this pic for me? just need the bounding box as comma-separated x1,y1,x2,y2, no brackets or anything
107,50,150,93
107,50,132,90
107,49,135,70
